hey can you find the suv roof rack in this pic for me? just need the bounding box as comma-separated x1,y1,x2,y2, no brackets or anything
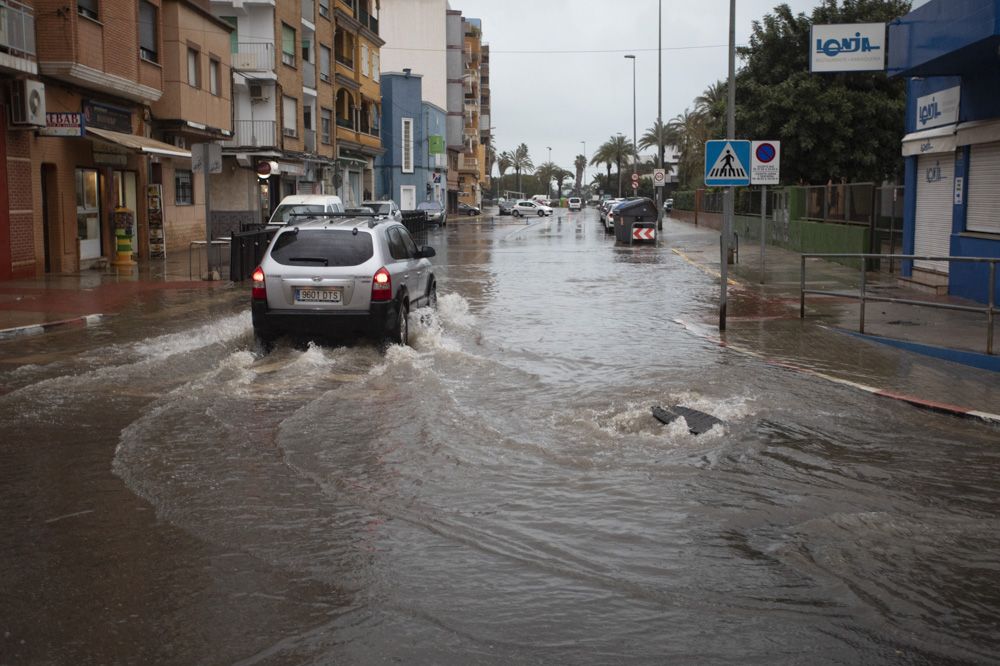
286,211,392,228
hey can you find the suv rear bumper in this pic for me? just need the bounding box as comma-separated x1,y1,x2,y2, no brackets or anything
252,299,398,340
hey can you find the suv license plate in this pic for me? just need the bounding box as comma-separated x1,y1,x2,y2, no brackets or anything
295,287,342,303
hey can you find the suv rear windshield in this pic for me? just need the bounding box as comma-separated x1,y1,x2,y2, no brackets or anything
363,202,393,215
269,229,374,267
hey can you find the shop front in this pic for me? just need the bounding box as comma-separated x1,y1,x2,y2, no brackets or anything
890,0,1000,303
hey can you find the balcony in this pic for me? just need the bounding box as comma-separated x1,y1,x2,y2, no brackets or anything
232,43,274,72
0,0,35,59
335,53,354,70
223,120,277,148
301,0,314,23
304,129,316,153
458,155,479,173
336,117,353,130
303,62,316,89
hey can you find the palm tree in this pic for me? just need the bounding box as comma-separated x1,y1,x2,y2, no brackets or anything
589,142,614,190
511,143,534,194
638,119,673,176
497,150,513,196
668,108,707,188
573,154,587,194
534,161,558,198
555,168,573,199
599,135,635,197
694,80,727,139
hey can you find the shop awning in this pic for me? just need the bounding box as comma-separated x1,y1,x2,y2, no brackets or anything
901,124,957,157
956,119,1000,147
87,127,192,158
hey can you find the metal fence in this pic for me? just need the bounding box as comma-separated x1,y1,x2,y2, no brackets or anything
800,253,998,355
0,0,35,57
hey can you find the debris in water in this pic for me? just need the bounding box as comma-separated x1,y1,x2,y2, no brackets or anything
652,405,724,435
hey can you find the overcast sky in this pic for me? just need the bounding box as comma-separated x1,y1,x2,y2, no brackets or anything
452,0,825,179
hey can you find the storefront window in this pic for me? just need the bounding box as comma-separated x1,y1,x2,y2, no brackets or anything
76,169,102,261
175,170,194,205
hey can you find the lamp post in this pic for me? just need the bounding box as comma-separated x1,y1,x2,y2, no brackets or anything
546,146,553,197
624,55,637,187
656,0,663,229
580,140,586,195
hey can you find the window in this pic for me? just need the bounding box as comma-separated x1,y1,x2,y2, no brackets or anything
209,59,220,95
319,0,330,18
386,228,409,260
372,52,379,82
175,170,193,205
361,43,369,77
319,45,331,82
321,108,332,144
281,24,296,67
187,49,200,87
303,105,312,131
402,118,414,173
282,96,297,137
77,0,98,20
301,39,311,65
139,1,158,63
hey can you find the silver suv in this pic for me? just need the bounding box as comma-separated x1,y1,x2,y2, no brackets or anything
251,215,437,350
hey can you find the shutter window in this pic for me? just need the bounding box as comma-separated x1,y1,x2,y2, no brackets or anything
914,153,955,274
967,142,1000,234
402,118,414,173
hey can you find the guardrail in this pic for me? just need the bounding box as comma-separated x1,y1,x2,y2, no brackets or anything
800,253,998,355
0,0,35,57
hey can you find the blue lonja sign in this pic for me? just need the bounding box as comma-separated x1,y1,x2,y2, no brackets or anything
704,140,751,186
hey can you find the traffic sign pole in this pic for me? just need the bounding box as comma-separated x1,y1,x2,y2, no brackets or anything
760,185,767,284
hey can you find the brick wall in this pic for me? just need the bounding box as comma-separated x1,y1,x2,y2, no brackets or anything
6,121,36,275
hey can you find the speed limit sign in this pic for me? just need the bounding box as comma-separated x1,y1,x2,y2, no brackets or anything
653,169,666,187
631,173,639,183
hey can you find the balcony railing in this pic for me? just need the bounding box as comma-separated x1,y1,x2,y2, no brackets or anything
0,0,36,57
304,129,316,153
458,155,479,173
336,117,354,130
232,43,274,72
335,53,353,69
223,120,277,148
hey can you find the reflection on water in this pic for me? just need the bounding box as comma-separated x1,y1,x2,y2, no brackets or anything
1,212,998,664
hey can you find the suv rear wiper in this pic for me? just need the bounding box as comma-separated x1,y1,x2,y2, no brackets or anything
289,257,329,266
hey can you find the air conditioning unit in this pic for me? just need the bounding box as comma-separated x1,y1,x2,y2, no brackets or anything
10,80,46,127
249,83,266,101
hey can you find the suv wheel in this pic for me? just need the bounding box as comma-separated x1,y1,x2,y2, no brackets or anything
512,210,520,217
253,329,275,355
389,301,409,346
427,280,438,309
537,210,545,217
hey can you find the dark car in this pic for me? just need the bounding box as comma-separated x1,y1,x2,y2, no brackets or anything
416,200,447,226
498,200,514,215
458,202,481,216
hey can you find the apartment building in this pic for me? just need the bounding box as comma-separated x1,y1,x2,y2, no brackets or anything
445,11,488,210
208,0,383,220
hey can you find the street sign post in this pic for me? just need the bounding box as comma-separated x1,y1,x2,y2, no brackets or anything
751,141,780,284
653,169,666,187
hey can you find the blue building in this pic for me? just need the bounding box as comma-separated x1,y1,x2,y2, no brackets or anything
375,72,448,210
889,0,1000,303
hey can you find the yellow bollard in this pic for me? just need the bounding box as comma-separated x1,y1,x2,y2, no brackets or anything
111,207,136,266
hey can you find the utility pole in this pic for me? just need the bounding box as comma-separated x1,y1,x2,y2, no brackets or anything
720,0,735,331
625,54,637,183
656,0,663,229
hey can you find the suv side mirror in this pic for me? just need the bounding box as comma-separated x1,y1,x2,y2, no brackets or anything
417,246,436,258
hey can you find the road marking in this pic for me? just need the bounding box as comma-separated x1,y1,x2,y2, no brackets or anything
671,249,739,286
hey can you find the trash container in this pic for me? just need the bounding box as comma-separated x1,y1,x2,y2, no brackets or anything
614,198,659,245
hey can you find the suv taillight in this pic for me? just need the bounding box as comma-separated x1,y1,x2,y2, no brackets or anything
251,266,266,300
371,267,392,302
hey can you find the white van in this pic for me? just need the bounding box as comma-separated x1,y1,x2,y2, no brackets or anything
567,197,582,211
267,195,345,226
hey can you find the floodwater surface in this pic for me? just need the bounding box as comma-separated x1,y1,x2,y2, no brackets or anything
1,211,998,664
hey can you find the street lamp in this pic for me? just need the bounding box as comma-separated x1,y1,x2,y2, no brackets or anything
624,55,637,181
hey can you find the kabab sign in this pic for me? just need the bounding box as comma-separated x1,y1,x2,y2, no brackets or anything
810,23,886,73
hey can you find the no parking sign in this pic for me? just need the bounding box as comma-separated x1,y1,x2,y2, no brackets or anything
751,141,780,185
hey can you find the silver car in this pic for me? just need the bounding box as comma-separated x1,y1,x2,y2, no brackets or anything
362,200,403,222
251,215,437,350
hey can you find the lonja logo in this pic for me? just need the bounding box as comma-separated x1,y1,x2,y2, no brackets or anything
815,32,881,57
926,162,943,184
919,98,942,127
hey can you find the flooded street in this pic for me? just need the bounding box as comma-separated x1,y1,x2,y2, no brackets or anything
2,210,999,664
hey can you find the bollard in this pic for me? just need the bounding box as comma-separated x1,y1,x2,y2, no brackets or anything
111,207,136,267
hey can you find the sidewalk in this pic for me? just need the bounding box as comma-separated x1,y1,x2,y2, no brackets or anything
662,215,1000,424
0,252,229,339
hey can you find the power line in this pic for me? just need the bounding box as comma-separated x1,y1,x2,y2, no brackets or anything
382,44,728,55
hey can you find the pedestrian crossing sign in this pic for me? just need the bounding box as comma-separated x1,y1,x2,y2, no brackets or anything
704,140,751,186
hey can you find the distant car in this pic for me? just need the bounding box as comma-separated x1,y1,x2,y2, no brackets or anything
530,195,552,207
663,198,674,214
498,200,514,216
416,200,447,226
567,197,582,211
458,202,481,216
267,195,345,226
362,200,403,222
599,198,625,231
512,199,553,217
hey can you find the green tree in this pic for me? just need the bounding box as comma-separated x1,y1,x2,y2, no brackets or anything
497,151,513,197
535,161,559,197
511,143,534,193
589,141,615,190
736,1,911,184
593,135,635,196
667,109,707,188
573,154,587,194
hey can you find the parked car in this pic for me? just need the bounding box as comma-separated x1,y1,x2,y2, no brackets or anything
362,200,403,222
663,198,674,214
512,199,553,217
599,198,624,227
267,195,345,226
416,200,447,226
531,194,552,206
498,200,515,216
567,197,582,211
251,216,437,351
458,202,481,216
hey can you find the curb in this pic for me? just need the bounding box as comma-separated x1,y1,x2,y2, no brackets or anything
673,318,1000,427
0,314,104,340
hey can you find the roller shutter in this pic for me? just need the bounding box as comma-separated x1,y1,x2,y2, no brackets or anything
967,142,1000,234
914,153,954,274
